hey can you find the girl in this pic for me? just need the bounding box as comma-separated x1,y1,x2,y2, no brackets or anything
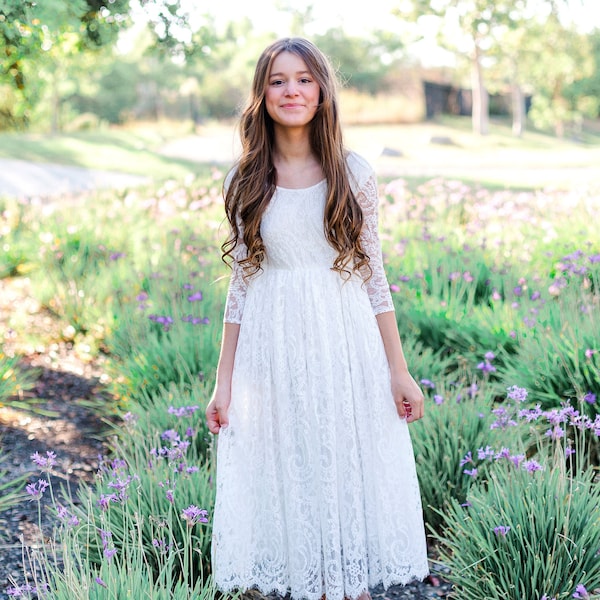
206,37,429,600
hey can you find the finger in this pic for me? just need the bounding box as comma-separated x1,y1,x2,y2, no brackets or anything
396,400,406,418
206,406,221,434
217,407,229,429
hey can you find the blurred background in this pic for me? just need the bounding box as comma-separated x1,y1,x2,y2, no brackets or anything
2,0,599,138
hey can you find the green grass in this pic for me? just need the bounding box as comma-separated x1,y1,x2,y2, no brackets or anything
1,117,599,188
0,126,213,181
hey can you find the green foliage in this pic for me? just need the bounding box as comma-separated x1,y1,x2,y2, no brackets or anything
0,348,37,407
500,287,600,418
435,464,600,599
411,384,506,532
0,445,28,512
313,27,404,94
71,393,216,583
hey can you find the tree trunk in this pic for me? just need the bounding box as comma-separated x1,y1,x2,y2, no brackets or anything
471,45,489,135
511,82,526,137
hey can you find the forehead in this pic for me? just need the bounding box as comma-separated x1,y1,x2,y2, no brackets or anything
269,51,311,76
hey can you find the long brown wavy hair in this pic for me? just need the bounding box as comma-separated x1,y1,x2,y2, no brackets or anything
222,37,370,280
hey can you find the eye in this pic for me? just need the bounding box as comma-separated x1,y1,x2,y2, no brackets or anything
270,79,284,86
300,78,312,84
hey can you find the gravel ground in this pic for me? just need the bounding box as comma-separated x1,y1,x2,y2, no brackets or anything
0,277,452,600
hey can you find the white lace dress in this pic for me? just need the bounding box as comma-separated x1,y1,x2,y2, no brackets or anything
212,152,429,600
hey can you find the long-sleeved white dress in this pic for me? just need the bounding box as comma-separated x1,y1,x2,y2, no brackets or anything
212,152,429,600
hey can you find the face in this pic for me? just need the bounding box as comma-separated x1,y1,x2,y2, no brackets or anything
265,51,321,131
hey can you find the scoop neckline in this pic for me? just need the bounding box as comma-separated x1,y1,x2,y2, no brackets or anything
276,179,327,192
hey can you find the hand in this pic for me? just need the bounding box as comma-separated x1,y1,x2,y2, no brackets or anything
206,385,231,434
391,371,424,423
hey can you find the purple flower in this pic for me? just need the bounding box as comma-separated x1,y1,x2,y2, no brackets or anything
477,360,496,373
513,285,523,297
585,348,596,359
545,425,565,440
523,459,543,473
460,451,473,467
97,494,119,511
99,528,112,546
104,547,118,561
166,489,174,503
493,525,511,537
187,291,203,302
56,505,79,526
31,450,57,471
584,392,596,405
135,292,148,302
490,406,517,430
122,411,138,425
95,577,107,588
109,252,125,261
484,351,495,361
573,584,589,599
477,446,494,460
565,446,576,458
433,394,444,405
468,382,478,398
494,447,511,460
506,386,528,402
510,454,525,468
168,405,200,418
463,468,478,478
181,505,209,525
26,479,49,500
420,379,435,389
390,284,400,293
161,429,181,442
530,291,541,301
152,538,172,554
6,584,48,597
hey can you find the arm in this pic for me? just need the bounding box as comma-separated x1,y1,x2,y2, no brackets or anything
206,322,240,433
207,212,248,433
376,311,424,423
356,170,424,422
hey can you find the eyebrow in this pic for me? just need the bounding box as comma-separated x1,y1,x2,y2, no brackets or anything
269,71,312,78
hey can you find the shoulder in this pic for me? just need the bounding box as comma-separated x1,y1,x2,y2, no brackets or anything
345,151,376,194
223,166,237,193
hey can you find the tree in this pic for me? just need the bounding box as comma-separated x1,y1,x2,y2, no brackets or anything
396,0,593,136
0,0,131,127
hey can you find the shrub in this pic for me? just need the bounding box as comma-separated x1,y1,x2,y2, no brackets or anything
433,388,600,599
411,380,518,533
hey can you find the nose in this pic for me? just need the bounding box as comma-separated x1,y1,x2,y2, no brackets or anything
284,81,299,96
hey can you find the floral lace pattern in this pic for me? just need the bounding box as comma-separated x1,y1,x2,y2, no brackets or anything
213,153,429,600
223,153,394,323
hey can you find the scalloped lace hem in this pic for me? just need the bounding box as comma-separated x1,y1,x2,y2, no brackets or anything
214,568,431,600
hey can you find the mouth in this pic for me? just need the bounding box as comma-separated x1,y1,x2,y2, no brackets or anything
281,103,303,108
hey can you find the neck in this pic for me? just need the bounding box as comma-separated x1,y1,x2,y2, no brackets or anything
272,124,313,164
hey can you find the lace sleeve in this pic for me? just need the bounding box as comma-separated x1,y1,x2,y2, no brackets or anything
223,221,249,324
356,172,395,315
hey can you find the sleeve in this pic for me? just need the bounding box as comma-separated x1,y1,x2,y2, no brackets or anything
223,220,249,324
356,171,395,315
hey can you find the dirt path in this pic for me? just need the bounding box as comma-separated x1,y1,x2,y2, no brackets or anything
0,277,110,598
0,159,148,199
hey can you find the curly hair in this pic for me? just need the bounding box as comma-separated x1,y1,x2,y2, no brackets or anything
222,37,370,280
